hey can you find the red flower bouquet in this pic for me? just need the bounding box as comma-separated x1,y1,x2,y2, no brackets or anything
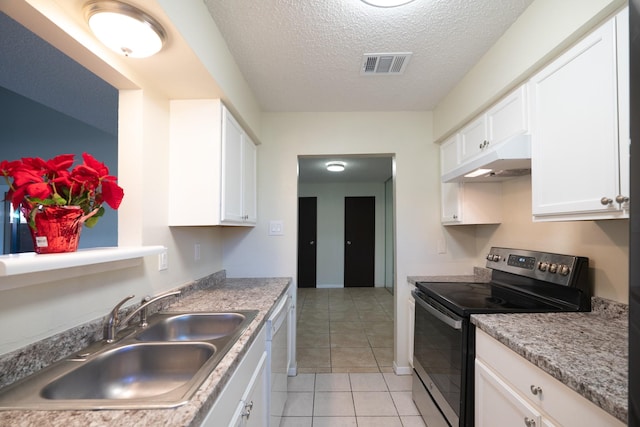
1,152,124,230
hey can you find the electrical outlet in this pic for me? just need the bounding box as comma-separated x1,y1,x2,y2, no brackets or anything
194,243,201,261
158,249,168,271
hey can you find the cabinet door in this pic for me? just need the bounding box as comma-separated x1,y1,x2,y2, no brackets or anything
459,116,488,162
440,134,460,176
228,352,268,427
221,108,245,223
488,85,528,146
475,359,542,427
441,182,462,223
530,18,621,218
242,135,257,224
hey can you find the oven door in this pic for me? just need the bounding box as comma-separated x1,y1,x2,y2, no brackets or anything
412,288,471,427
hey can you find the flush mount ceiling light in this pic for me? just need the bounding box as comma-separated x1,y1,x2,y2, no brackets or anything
84,0,166,58
361,0,416,7
326,162,346,172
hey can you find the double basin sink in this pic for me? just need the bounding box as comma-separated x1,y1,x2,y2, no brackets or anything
0,310,258,410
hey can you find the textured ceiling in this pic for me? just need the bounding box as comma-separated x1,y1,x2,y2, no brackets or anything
204,0,534,112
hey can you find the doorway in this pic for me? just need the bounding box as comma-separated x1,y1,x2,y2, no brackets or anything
344,196,375,287
297,197,317,288
297,155,394,290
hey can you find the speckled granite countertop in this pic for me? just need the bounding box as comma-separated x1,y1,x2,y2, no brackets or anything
0,275,291,427
471,298,628,423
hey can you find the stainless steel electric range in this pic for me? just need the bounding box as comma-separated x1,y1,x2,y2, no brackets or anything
411,247,591,427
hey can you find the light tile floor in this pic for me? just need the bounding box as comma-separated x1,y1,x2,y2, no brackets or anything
281,288,426,427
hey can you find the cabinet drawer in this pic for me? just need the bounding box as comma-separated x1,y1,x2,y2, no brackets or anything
476,329,624,427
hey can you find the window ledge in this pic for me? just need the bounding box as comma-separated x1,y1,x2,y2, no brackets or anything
0,246,165,290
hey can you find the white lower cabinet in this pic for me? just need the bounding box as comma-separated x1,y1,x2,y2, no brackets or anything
201,327,268,427
475,329,624,427
475,359,543,427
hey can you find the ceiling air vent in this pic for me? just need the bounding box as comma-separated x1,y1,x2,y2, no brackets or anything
361,52,412,75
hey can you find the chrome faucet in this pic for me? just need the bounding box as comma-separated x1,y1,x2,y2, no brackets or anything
103,290,181,342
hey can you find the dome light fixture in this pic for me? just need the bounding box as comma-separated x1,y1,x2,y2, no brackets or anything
84,0,167,58
361,0,416,7
326,161,346,172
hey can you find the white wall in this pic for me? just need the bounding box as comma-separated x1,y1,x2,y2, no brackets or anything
298,182,387,287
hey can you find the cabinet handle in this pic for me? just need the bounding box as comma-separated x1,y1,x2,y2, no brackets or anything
530,385,542,395
242,400,254,418
524,417,536,427
600,197,613,206
616,195,629,204
478,140,489,149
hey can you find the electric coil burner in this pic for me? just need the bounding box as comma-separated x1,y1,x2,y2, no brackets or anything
411,247,590,427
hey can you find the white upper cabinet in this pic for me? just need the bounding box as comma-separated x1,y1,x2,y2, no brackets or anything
440,134,460,176
487,85,529,146
169,99,257,226
530,8,629,221
441,181,502,225
221,109,257,224
459,115,489,163
458,85,529,165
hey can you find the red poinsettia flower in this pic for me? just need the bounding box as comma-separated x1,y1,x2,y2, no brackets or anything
1,152,124,229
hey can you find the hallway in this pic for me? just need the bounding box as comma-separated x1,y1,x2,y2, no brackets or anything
280,287,425,426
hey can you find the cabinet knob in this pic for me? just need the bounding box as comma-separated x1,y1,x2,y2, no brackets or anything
600,197,613,206
530,385,542,395
453,214,458,219
478,140,489,149
524,417,536,427
309,241,315,245
242,400,254,418
616,195,629,204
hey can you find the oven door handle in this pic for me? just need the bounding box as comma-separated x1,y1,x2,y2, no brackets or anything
412,289,463,330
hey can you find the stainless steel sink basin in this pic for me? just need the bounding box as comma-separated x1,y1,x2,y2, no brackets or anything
41,343,215,400
0,310,258,410
136,312,247,342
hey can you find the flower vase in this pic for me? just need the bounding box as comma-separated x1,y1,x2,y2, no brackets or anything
22,205,84,254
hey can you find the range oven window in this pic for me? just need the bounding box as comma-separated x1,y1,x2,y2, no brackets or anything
413,291,471,426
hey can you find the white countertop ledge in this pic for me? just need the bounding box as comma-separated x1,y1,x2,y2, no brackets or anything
0,246,165,290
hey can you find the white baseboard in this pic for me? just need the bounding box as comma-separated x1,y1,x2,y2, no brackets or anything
393,361,412,376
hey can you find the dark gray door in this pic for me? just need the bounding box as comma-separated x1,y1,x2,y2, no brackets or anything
297,197,317,288
344,196,375,287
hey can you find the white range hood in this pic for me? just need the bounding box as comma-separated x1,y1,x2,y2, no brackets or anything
442,134,531,183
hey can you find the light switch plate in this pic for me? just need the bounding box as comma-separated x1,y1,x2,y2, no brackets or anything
269,220,284,236
158,249,168,271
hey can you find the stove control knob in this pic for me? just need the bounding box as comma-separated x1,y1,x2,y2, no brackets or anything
493,255,501,262
559,265,570,276
486,254,494,261
538,262,548,272
549,263,558,274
